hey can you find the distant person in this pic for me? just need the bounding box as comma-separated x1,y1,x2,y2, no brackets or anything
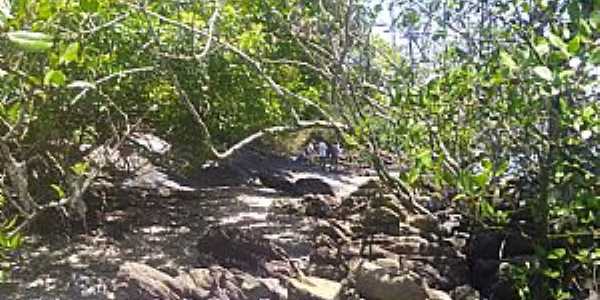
318,140,328,170
300,141,315,165
329,142,341,171
305,141,315,156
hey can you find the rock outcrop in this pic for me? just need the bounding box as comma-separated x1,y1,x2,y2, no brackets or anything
294,178,335,196
115,262,285,300
196,226,292,276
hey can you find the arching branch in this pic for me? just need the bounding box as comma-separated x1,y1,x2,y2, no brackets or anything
171,73,346,160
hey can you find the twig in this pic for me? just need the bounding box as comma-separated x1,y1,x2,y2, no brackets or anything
70,66,155,105
196,1,222,61
81,13,131,35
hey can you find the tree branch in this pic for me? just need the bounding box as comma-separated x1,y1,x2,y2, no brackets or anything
132,5,345,135
171,72,346,160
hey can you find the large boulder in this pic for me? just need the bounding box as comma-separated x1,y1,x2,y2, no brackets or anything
258,173,297,194
349,179,381,197
353,259,428,300
287,276,343,300
115,262,285,300
115,262,188,300
362,206,402,236
450,285,480,300
303,194,340,218
310,246,340,266
196,226,289,276
294,178,335,196
426,288,453,300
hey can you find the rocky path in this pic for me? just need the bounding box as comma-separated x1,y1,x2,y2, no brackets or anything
0,149,477,300
0,156,377,299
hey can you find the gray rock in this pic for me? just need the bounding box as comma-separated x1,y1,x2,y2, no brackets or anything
382,236,429,255
303,194,340,217
450,284,480,300
354,260,428,300
287,276,343,300
362,206,402,235
116,262,285,300
115,262,188,300
259,173,297,194
294,178,335,196
426,288,453,300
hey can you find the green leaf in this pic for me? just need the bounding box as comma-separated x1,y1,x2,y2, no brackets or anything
80,0,99,12
416,149,432,169
481,159,493,173
5,102,20,124
60,42,80,65
480,200,496,218
559,70,575,80
547,248,567,260
500,51,518,70
534,40,550,56
406,167,419,185
496,160,510,176
70,162,89,176
581,106,595,120
574,249,590,263
592,248,600,260
44,69,66,87
567,35,581,55
342,133,358,147
533,66,553,81
472,172,490,188
6,31,53,52
36,0,52,19
547,32,570,57
50,184,65,199
452,193,468,202
543,268,561,279
4,216,17,230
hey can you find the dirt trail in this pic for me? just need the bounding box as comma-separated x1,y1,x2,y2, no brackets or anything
0,154,374,299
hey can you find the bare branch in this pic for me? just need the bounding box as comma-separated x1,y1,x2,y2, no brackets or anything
172,73,346,160
197,1,223,61
133,5,345,135
70,66,155,105
263,59,333,80
81,13,131,35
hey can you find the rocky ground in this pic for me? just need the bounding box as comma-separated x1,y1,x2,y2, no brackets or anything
0,146,480,300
